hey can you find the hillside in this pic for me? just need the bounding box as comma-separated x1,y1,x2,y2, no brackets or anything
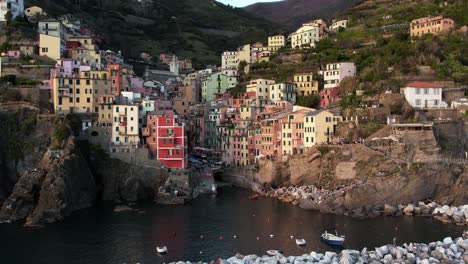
244,0,355,29
242,0,468,98
25,0,283,68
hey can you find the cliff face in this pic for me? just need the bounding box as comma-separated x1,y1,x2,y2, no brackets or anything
0,137,97,226
225,121,468,210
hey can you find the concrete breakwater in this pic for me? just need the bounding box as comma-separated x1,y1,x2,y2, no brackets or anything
254,185,468,225
167,232,468,264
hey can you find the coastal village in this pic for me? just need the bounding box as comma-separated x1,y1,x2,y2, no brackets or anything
1,1,467,173
0,0,467,263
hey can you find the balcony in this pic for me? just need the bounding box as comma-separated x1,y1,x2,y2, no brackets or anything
59,90,70,97
118,110,127,116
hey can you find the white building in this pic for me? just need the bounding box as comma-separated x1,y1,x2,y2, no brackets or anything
0,0,24,22
291,22,320,49
38,20,66,38
269,83,297,104
221,44,251,70
247,78,275,108
330,20,348,32
321,62,356,89
401,82,447,109
112,105,140,145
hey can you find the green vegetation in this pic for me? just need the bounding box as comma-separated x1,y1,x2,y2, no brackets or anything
26,0,283,68
297,95,320,109
317,146,330,156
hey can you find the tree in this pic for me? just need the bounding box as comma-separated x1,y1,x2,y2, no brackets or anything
297,94,320,108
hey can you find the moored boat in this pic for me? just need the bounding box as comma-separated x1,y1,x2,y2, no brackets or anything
266,250,282,256
295,238,307,246
156,246,168,254
321,230,345,247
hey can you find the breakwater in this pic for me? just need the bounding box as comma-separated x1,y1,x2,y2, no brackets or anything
168,232,468,264
255,185,468,225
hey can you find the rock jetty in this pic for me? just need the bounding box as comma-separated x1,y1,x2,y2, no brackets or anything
168,232,468,264
255,185,468,225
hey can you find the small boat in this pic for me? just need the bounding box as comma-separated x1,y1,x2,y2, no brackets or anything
249,194,259,200
211,184,217,193
266,250,282,256
321,230,345,247
296,239,307,246
156,246,168,254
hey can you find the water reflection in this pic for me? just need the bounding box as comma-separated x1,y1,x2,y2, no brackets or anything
0,187,463,264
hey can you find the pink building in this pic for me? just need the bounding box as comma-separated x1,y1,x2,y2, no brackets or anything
319,87,339,108
6,50,21,58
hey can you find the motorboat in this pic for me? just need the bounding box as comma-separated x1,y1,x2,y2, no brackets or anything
266,250,282,256
321,230,345,247
296,239,307,246
156,246,168,254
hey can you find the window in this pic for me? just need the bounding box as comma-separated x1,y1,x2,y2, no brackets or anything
415,99,421,106
86,98,90,103
76,80,81,85
163,139,167,144
416,88,421,94
76,98,80,103
76,88,80,94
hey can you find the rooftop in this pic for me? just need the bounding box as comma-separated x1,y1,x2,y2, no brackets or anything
405,81,443,88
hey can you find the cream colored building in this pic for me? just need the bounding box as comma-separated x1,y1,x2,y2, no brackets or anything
268,35,286,51
39,34,63,60
294,73,319,96
291,22,320,49
304,110,342,149
246,79,275,108
112,105,139,145
221,44,251,70
330,20,348,32
269,83,297,104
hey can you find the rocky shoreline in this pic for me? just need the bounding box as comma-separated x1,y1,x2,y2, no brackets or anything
255,185,468,226
167,232,468,264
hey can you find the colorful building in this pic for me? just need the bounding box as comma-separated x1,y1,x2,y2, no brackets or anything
269,83,297,104
143,113,188,169
111,104,140,145
294,73,319,96
410,16,455,37
319,87,339,108
246,78,275,109
304,110,342,149
107,64,123,95
268,35,286,52
0,0,24,22
321,62,356,89
291,22,320,49
201,72,238,102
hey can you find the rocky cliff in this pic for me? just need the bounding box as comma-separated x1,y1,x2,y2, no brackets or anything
224,121,468,212
0,137,97,226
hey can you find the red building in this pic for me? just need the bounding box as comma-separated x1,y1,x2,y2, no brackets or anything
143,113,188,169
107,64,123,95
319,87,339,108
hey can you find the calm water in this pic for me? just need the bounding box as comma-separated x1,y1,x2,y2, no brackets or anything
0,187,463,264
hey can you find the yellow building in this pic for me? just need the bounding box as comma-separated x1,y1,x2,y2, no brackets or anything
39,34,63,60
294,73,319,96
68,36,96,51
111,105,140,145
98,95,115,127
303,110,342,150
53,70,111,114
268,35,286,52
246,79,275,109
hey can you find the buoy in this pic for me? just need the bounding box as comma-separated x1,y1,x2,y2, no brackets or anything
290,235,294,239
257,237,260,240
200,251,203,254
234,235,237,239
270,234,274,238
220,236,223,240
394,227,399,231
200,235,204,239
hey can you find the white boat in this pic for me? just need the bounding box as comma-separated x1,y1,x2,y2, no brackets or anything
266,250,281,256
211,184,217,193
321,231,345,247
296,239,307,246
156,246,168,254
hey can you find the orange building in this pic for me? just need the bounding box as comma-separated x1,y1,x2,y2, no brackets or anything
410,16,455,37
107,64,123,95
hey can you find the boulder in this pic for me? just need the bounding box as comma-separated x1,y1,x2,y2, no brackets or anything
403,204,414,215
383,204,397,216
443,237,453,245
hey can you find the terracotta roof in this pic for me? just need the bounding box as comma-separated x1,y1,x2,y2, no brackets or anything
405,81,443,88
